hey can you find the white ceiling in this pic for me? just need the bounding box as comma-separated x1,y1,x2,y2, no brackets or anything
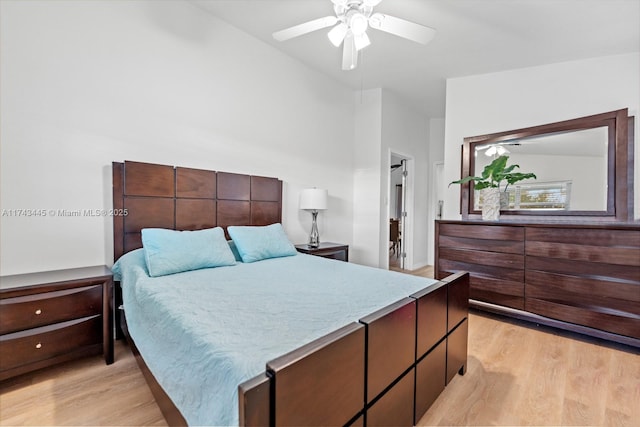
193,0,640,117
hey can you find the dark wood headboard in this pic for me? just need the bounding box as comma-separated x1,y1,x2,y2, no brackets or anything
112,161,283,262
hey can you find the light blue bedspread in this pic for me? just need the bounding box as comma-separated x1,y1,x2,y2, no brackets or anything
113,250,439,426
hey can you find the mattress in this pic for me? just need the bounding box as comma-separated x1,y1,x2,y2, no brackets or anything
113,249,439,426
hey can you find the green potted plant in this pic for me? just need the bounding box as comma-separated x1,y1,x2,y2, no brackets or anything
449,155,536,220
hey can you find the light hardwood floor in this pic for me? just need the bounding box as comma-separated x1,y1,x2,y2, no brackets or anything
390,264,434,278
0,341,167,426
420,313,640,426
1,269,638,426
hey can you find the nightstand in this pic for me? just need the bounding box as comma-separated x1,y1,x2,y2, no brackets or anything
0,266,114,381
295,242,349,262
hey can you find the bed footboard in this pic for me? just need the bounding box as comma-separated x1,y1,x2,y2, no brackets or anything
443,271,470,383
411,281,448,422
360,298,416,426
239,271,469,427
268,322,366,426
238,373,270,427
239,322,365,427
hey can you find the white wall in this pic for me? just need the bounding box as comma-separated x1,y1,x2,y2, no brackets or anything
352,89,383,266
427,118,445,264
381,90,430,270
443,53,640,221
0,0,356,275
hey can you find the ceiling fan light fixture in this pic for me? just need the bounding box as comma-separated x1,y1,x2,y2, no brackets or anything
484,145,509,157
328,23,348,47
354,32,370,50
349,12,369,35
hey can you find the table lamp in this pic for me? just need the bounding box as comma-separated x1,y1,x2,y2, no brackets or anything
299,188,328,248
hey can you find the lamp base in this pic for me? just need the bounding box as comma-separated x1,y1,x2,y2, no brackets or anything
308,210,320,248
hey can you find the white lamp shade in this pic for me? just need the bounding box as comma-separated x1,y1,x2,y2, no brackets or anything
300,188,328,210
354,32,370,51
328,23,348,47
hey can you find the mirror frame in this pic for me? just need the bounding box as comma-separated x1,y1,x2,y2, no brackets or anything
459,108,633,221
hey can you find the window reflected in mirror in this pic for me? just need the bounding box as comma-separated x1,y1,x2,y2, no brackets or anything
475,180,573,210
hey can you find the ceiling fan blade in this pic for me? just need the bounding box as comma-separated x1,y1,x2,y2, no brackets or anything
332,0,382,5
273,16,338,42
342,33,357,70
369,13,436,45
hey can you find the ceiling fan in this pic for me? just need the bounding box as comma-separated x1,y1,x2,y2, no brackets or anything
272,0,436,71
476,142,522,157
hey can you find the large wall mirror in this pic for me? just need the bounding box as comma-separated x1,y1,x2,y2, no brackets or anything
459,108,634,221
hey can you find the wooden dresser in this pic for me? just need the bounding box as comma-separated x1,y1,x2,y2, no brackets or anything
0,266,114,381
435,220,640,347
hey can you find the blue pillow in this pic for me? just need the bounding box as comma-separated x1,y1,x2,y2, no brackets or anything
141,227,236,277
227,223,297,263
112,248,148,281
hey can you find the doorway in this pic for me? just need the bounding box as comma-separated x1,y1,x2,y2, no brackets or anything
389,153,409,270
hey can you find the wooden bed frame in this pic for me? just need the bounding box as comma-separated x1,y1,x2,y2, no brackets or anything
112,160,469,426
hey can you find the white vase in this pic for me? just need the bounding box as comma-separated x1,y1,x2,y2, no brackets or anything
500,191,509,209
481,187,500,221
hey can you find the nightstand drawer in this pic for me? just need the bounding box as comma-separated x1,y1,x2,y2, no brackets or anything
319,249,348,261
295,242,349,262
0,315,102,372
0,285,102,335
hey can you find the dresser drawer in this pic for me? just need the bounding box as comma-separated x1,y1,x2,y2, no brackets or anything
0,315,102,372
438,223,524,254
0,285,102,335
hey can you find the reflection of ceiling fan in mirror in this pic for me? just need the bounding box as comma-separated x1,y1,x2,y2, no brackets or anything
272,0,436,70
476,142,522,157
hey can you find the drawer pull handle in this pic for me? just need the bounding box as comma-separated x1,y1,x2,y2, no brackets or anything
35,309,42,315
35,343,42,349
